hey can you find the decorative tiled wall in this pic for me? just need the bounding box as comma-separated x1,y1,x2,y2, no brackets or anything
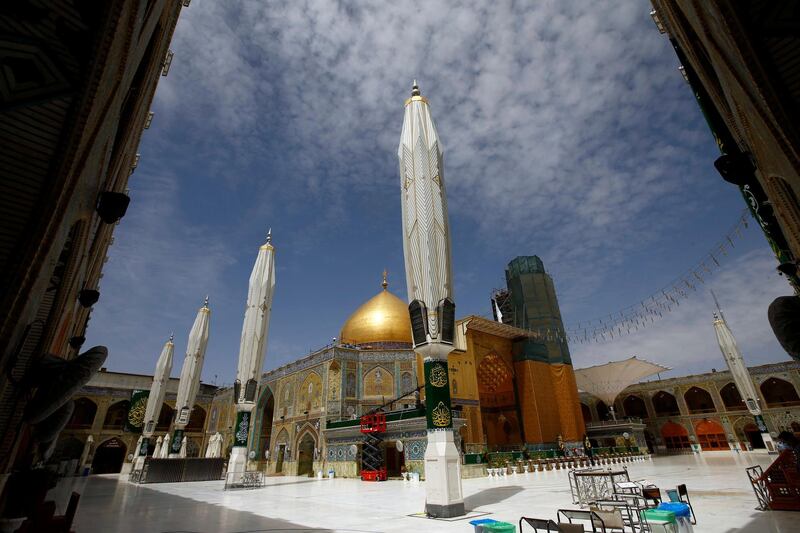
327,444,358,462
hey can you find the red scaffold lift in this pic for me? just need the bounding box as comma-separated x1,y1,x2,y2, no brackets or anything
360,412,387,481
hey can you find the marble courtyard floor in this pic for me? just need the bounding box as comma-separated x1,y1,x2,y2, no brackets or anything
51,452,797,532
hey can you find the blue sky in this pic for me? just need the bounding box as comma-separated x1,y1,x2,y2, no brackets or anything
85,1,794,385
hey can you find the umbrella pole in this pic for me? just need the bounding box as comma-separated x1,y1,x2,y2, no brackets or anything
610,405,617,421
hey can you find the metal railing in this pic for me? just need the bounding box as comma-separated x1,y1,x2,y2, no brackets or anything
224,470,266,490
586,417,643,427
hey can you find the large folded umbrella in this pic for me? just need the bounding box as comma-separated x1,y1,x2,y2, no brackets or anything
714,311,761,415
152,436,163,458
159,433,170,458
235,230,276,403
174,298,211,430
142,336,174,437
575,356,669,420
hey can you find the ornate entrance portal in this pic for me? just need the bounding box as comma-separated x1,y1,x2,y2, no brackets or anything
91,437,126,474
297,433,315,476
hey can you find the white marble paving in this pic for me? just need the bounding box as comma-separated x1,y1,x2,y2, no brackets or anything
65,452,797,532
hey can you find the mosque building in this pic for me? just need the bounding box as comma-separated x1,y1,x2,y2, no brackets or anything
205,272,585,479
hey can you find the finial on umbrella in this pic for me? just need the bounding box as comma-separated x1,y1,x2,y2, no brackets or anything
411,80,420,97
266,228,272,244
169,332,174,342
203,295,209,308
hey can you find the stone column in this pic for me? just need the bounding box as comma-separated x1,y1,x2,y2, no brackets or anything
674,388,690,417
643,392,657,420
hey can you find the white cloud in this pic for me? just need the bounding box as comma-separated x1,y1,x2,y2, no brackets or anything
158,0,706,278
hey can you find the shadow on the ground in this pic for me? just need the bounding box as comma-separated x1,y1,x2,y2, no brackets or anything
68,476,374,533
465,485,525,510
727,508,798,533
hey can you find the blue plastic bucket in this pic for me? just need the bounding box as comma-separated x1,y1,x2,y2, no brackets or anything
657,501,691,518
469,518,498,533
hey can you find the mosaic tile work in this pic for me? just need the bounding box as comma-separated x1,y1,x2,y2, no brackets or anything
327,444,358,462
403,439,427,461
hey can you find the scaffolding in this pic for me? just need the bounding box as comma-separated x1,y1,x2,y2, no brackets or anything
360,413,387,481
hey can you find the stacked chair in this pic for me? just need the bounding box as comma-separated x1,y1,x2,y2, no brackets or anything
519,483,696,532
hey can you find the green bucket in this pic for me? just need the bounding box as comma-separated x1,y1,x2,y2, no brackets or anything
483,522,516,533
642,509,676,524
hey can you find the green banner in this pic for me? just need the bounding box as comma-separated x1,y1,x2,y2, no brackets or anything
125,389,149,433
424,359,453,430
234,411,250,447
171,429,184,454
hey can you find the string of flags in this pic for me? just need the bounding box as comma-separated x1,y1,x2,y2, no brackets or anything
523,209,751,345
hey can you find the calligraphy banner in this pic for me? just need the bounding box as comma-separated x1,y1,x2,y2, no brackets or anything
125,389,149,433
424,360,453,430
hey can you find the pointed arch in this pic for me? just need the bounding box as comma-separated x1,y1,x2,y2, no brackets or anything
596,400,610,420
274,427,290,446
186,405,206,431
622,395,648,419
580,403,592,424
294,423,319,453
91,437,127,474
67,397,97,429
694,419,727,450
299,372,323,410
156,403,174,431
719,382,746,410
652,391,680,417
684,386,715,414
363,365,393,398
661,421,689,450
760,377,800,407
253,385,275,456
103,400,130,430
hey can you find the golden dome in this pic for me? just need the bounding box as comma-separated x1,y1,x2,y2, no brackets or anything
340,273,412,347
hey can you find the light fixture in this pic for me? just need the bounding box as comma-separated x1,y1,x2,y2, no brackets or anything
144,112,154,129
714,152,754,186
777,262,798,277
677,65,689,84
69,336,86,349
96,192,130,224
162,50,174,77
78,289,100,308
650,9,666,33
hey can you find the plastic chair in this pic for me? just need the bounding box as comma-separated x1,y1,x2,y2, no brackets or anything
642,487,662,507
676,484,696,525
519,517,559,532
557,509,607,532
590,499,644,532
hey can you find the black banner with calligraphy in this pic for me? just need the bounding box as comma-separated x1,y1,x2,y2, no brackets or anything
125,389,149,433
423,359,453,430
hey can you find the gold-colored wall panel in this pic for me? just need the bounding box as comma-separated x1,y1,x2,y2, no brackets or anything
550,364,586,441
